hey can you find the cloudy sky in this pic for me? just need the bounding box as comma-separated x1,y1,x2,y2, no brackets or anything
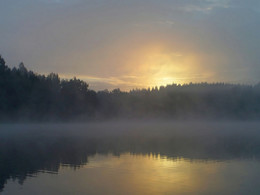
1,0,260,90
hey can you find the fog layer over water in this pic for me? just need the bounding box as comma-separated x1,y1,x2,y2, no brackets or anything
1,121,260,194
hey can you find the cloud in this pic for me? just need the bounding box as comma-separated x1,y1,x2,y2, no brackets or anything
1,0,260,90
180,0,230,13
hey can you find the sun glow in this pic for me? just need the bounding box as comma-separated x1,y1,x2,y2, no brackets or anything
134,49,195,88
153,76,177,87
59,44,204,91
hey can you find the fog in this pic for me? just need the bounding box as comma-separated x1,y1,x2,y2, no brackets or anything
1,121,260,191
1,1,260,193
1,55,260,122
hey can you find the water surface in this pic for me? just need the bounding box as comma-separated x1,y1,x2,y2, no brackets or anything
1,121,260,194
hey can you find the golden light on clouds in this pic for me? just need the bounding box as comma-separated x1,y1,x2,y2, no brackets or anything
139,51,185,86
59,42,215,91
127,46,203,89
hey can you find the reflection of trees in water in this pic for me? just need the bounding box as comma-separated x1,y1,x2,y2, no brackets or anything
1,133,260,191
0,137,96,191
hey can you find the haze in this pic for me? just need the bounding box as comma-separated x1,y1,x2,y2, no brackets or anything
1,0,260,90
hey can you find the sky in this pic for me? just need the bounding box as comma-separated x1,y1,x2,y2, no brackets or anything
1,0,260,91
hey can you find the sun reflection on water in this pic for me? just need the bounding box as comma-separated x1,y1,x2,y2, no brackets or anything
82,153,226,194
3,153,260,195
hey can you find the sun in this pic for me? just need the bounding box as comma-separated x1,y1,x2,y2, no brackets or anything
123,45,199,90
141,52,182,87
153,76,177,87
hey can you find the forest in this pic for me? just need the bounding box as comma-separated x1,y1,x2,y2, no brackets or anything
1,55,260,121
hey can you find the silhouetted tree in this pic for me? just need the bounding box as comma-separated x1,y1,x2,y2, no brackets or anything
0,55,260,121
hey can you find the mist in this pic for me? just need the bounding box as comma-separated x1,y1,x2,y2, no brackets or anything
1,1,260,194
1,55,260,122
1,121,260,192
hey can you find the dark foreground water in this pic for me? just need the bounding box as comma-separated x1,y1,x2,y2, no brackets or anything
1,121,260,194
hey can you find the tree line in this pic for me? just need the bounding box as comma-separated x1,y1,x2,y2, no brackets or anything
1,55,260,121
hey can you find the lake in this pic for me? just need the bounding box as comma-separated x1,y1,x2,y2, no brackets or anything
1,121,260,194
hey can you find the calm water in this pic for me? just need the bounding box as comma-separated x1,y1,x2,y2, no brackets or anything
1,121,260,194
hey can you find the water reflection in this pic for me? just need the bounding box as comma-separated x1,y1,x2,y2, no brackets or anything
3,154,260,195
1,122,260,194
